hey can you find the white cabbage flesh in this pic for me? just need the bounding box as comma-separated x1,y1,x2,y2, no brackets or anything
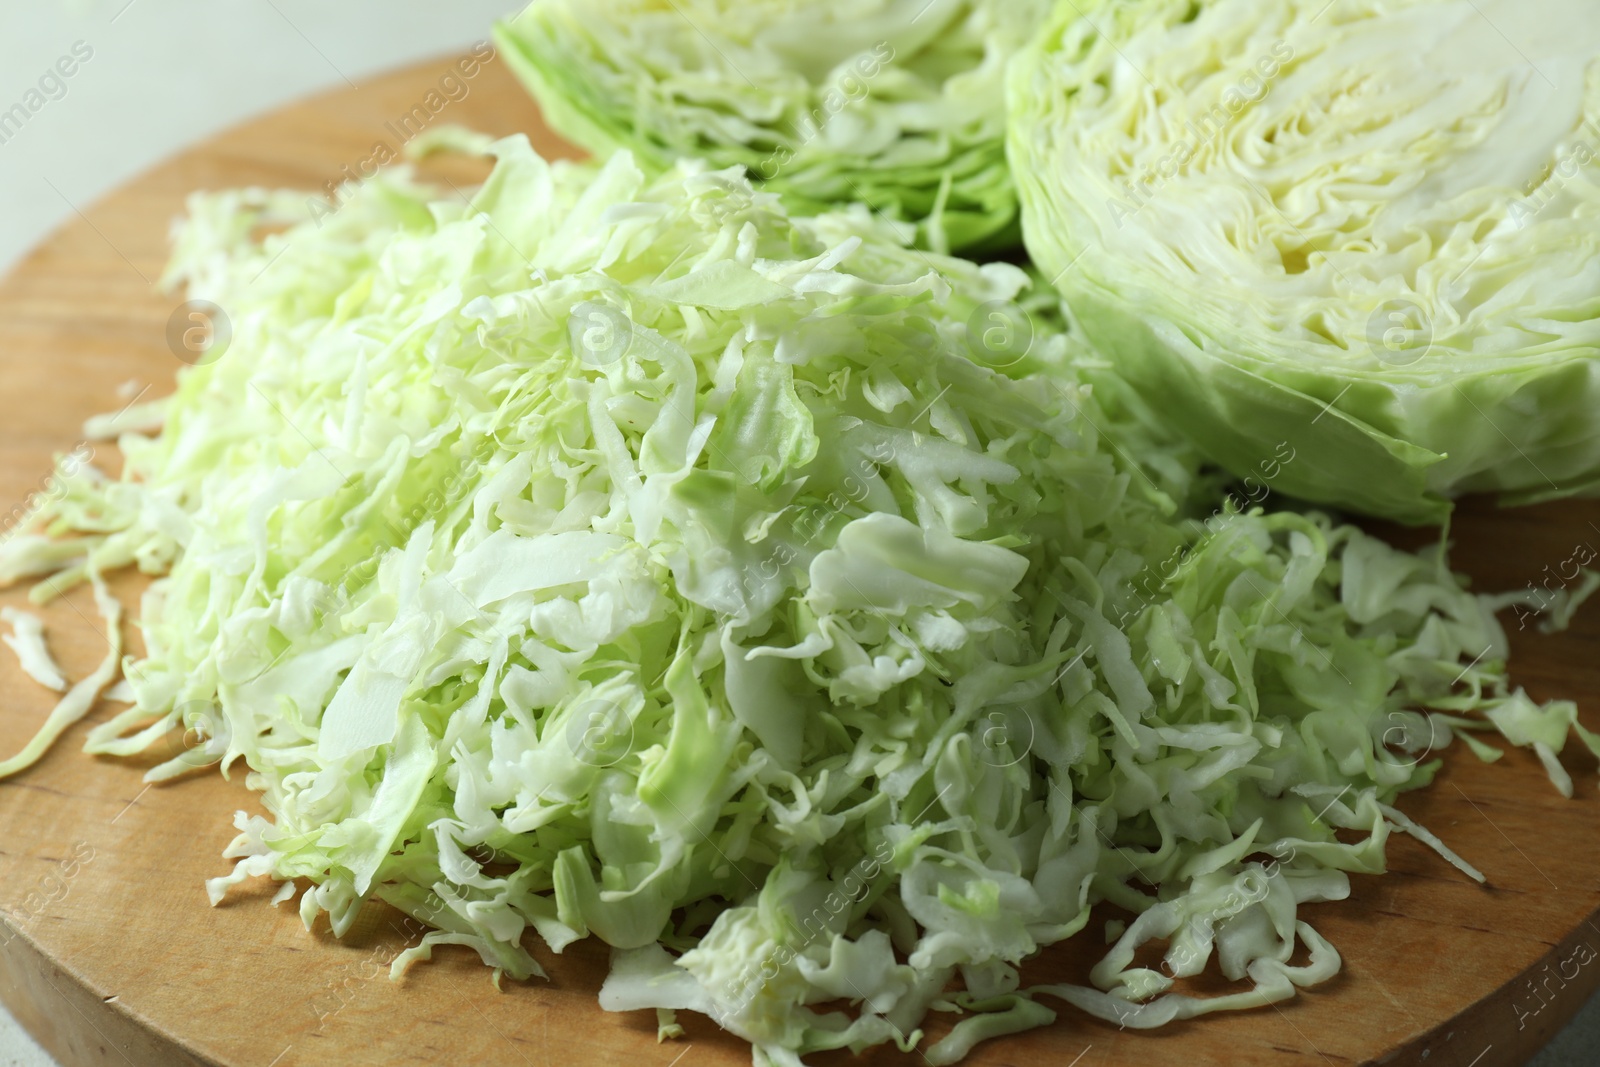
1010,0,1600,522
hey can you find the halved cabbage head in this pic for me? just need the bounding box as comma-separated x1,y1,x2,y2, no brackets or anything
1009,0,1600,523
495,0,1051,252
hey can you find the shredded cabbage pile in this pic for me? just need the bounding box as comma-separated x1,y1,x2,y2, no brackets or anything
2,137,1595,1064
495,0,1051,252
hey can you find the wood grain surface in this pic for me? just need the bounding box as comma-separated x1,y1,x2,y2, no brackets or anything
2,53,1600,1067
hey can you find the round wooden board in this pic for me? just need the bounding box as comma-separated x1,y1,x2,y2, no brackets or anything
2,51,1600,1067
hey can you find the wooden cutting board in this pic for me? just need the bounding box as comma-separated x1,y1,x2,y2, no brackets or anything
2,52,1599,1067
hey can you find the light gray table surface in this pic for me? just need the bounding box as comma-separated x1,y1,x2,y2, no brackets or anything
0,3,1594,1066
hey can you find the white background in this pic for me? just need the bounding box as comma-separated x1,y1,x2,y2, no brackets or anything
0,2,1594,1066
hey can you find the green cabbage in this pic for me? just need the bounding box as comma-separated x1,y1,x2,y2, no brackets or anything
1009,0,1600,523
494,0,1050,253
1,136,1593,1064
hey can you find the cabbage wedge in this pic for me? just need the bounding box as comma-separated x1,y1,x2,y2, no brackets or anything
1010,0,1600,523
494,0,1051,252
